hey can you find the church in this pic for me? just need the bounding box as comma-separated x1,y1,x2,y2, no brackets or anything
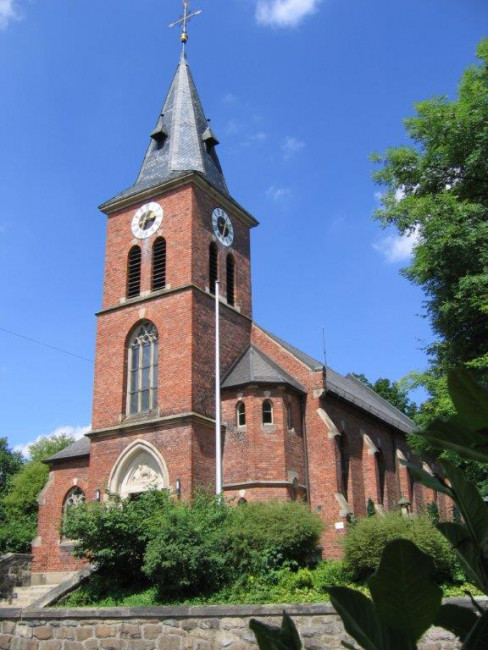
31,28,448,579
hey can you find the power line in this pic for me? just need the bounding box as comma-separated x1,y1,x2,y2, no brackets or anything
0,326,94,364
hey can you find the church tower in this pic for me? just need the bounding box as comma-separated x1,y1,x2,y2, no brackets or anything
88,49,258,496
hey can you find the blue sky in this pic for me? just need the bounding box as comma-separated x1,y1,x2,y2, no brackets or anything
0,0,486,455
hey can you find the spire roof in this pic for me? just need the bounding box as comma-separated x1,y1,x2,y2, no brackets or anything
101,51,228,209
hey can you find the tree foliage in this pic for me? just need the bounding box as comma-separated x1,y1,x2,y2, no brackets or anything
372,38,488,418
353,374,418,419
0,433,74,553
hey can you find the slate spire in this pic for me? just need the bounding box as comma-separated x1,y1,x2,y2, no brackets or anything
103,51,228,207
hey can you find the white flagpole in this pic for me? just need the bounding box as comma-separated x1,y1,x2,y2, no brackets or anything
215,281,222,495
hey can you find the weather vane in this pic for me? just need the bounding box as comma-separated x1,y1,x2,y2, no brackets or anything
169,1,202,47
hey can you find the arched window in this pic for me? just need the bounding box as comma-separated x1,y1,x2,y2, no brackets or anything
236,401,246,427
336,433,350,501
286,403,293,430
127,246,142,298
375,449,386,505
152,237,166,291
226,254,235,306
63,487,85,514
262,399,273,425
209,243,218,295
127,321,158,415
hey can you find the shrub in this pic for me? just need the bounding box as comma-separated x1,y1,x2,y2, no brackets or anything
63,490,169,582
343,512,455,582
142,493,232,597
312,560,353,592
226,501,323,574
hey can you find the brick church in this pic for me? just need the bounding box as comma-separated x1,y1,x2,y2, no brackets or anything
32,43,448,578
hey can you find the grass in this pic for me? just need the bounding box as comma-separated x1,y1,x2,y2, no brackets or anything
57,564,483,609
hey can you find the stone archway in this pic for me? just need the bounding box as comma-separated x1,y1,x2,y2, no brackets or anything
107,440,169,499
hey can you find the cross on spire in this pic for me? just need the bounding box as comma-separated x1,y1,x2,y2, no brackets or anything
169,1,202,46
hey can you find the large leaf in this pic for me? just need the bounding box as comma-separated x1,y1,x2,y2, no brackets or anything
462,609,488,650
448,369,488,433
279,613,302,650
327,586,385,650
438,522,488,593
423,417,488,463
402,462,452,497
435,604,479,641
368,539,442,642
442,460,488,553
249,619,291,650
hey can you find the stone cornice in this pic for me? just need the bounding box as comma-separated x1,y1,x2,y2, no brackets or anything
99,173,259,229
88,411,215,440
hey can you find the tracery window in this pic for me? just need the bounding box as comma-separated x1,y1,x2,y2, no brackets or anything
127,321,158,415
209,243,218,295
236,401,246,427
262,399,273,425
286,403,293,430
152,237,167,291
127,246,142,298
226,254,235,306
63,487,86,514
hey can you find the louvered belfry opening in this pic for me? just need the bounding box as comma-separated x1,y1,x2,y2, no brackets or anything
127,246,142,298
209,243,218,294
226,254,235,306
152,237,167,291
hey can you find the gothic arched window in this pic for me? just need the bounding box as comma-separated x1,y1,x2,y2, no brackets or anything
63,487,85,515
127,246,142,298
127,321,158,415
286,403,293,430
226,254,235,306
209,243,218,295
262,399,273,425
236,401,246,427
152,237,166,291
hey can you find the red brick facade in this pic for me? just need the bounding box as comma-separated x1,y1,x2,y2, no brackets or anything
32,70,447,573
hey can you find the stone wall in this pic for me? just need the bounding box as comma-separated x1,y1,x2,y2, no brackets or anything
0,603,460,649
0,554,32,601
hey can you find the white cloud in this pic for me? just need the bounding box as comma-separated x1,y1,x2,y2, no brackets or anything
14,425,91,459
373,226,420,264
282,136,305,160
255,0,322,27
0,0,21,29
223,93,238,105
225,118,242,136
250,132,268,142
266,185,293,202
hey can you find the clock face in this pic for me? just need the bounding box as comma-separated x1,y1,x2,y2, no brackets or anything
131,202,163,239
212,208,234,247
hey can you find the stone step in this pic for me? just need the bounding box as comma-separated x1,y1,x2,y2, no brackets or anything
0,584,57,608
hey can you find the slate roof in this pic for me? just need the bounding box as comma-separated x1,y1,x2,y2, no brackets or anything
101,51,228,210
222,345,305,393
257,325,415,434
45,436,90,463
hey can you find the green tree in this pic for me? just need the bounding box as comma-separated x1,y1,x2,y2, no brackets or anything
0,438,23,494
353,374,418,419
0,433,74,553
372,38,488,414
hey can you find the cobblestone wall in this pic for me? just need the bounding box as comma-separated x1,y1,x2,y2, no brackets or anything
0,603,461,649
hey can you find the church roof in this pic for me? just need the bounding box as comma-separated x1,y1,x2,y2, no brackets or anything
101,51,228,210
45,435,90,463
222,345,305,393
257,326,415,434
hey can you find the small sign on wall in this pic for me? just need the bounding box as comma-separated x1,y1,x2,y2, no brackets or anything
334,522,345,530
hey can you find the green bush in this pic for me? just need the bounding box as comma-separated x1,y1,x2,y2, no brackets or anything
142,493,232,597
226,501,323,574
343,512,455,582
63,490,169,581
312,560,353,592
